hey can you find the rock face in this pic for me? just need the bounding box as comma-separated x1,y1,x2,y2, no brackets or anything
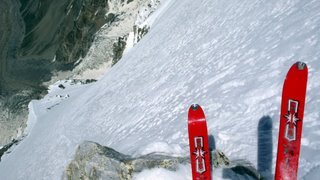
63,141,262,180
0,0,158,146
63,141,188,180
0,0,29,146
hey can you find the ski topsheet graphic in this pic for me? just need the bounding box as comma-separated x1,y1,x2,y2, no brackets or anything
275,62,308,180
188,104,211,180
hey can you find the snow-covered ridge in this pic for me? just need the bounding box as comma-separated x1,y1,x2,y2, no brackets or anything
1,0,320,179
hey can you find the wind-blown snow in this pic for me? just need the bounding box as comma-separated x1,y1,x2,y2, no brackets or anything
1,0,320,179
132,165,191,180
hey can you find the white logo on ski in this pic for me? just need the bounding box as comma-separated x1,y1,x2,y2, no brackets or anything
193,136,206,174
284,99,300,141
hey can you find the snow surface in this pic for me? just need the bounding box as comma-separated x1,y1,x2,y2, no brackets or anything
1,0,320,179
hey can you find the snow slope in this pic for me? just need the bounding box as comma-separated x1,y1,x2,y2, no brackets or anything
1,0,320,179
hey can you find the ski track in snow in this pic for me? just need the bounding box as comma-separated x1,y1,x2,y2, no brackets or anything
1,0,320,179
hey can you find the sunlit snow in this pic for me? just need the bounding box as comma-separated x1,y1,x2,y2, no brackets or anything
1,0,320,179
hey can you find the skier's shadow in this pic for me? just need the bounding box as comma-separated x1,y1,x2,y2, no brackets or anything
209,134,216,151
257,116,273,180
221,116,273,179
209,134,216,175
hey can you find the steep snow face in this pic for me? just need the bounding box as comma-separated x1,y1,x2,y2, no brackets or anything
1,0,320,179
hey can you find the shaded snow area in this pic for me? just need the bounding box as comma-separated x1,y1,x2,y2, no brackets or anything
1,0,320,179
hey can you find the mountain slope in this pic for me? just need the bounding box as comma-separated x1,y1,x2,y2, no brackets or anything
1,0,320,179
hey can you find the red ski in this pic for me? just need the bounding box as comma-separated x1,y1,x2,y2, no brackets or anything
188,104,211,180
275,62,308,180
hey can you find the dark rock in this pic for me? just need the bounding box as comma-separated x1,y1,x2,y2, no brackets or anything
58,84,66,89
112,36,127,65
0,138,22,162
134,25,150,43
63,141,189,180
64,141,262,180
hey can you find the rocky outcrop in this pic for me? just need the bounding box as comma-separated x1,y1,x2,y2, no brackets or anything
63,141,188,180
0,138,21,162
112,36,127,65
69,0,160,79
63,141,262,180
134,25,150,44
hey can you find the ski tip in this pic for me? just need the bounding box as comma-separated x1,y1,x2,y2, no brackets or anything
190,104,200,111
296,61,307,70
188,104,206,122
